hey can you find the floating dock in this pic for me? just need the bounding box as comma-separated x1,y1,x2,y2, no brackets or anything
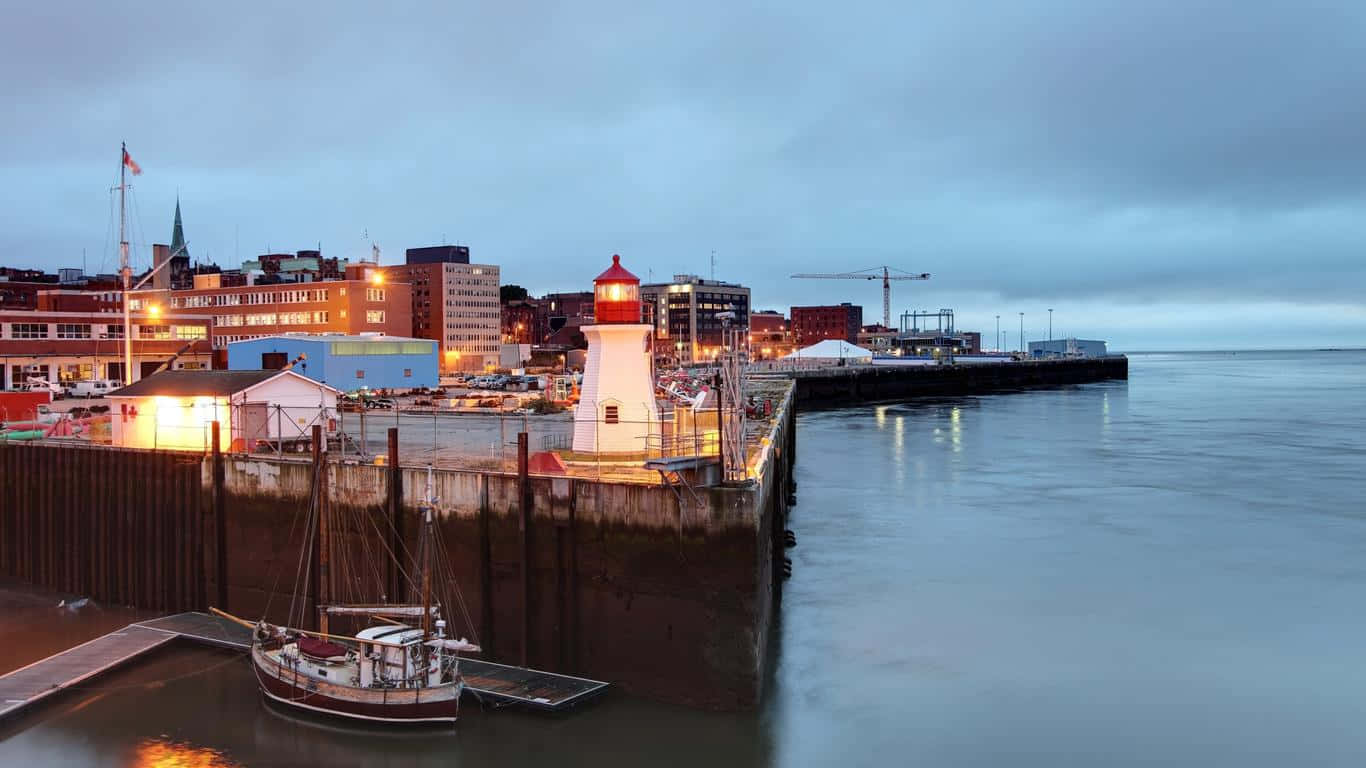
0,612,607,722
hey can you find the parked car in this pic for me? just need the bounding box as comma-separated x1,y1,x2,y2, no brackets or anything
365,397,396,410
22,378,63,397
66,406,92,420
67,379,119,398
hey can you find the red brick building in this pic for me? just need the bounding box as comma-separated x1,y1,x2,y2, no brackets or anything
501,299,543,345
791,303,863,345
541,291,595,348
0,309,213,387
748,310,796,359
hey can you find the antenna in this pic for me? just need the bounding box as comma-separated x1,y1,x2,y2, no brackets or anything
710,250,716,281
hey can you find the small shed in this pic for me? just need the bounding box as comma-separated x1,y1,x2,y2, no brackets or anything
108,369,340,452
226,335,438,391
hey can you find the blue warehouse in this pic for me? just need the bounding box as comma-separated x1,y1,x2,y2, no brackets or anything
226,335,438,391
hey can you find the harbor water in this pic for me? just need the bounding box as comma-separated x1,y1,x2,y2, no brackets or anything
2,350,1365,766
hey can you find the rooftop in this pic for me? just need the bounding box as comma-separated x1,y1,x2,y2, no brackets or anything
227,334,433,345
108,369,289,397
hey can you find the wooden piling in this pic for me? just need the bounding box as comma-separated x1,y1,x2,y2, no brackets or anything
386,427,401,602
212,421,226,610
518,431,530,669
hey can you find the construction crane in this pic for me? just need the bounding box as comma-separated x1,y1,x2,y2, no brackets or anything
791,267,931,329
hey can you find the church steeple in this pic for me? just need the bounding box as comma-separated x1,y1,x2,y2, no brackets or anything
170,196,189,262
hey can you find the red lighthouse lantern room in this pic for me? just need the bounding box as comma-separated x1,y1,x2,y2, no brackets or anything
592,254,641,324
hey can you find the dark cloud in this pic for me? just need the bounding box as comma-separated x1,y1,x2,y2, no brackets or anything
2,1,1364,344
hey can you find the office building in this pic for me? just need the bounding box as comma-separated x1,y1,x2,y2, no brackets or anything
382,246,500,373
641,274,751,365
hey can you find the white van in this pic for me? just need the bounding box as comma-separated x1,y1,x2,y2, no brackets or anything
67,379,119,398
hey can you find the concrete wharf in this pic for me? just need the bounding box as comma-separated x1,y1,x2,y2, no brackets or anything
0,612,608,723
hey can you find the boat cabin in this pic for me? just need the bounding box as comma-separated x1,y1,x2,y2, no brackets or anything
355,625,429,687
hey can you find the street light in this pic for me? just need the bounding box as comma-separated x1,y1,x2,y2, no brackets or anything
1018,312,1024,354
995,314,1000,353
1048,308,1053,341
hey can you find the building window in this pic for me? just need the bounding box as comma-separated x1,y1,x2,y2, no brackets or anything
104,324,124,339
604,405,619,424
356,370,365,379
56,323,92,339
175,325,207,340
366,310,385,323
139,324,171,340
366,288,385,302
180,361,205,370
12,323,47,339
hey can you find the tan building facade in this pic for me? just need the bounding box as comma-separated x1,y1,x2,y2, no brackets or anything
383,261,500,373
133,278,412,350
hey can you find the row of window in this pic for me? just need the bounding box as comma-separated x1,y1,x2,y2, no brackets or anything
170,288,332,308
1,322,204,340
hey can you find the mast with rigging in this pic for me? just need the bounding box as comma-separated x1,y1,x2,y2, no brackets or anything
119,142,132,385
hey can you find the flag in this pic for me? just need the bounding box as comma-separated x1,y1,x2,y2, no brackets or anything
122,149,141,176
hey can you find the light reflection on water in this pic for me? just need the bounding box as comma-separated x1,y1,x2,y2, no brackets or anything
1,351,1365,767
132,739,242,768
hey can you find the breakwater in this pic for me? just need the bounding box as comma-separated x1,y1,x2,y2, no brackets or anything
0,383,797,711
779,356,1128,407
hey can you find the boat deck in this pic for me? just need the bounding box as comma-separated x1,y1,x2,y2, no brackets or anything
0,612,607,722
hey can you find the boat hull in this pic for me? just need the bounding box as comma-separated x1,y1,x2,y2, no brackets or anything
252,644,459,724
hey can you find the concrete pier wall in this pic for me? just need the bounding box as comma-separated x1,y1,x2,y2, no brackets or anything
786,355,1128,407
0,383,798,711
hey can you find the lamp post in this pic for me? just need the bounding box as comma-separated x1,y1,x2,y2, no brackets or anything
1018,312,1024,354
995,314,1000,353
1048,308,1053,341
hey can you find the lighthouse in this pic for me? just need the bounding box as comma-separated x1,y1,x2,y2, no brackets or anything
572,254,660,455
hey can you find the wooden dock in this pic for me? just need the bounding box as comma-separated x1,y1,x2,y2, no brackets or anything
0,612,606,722
0,625,177,720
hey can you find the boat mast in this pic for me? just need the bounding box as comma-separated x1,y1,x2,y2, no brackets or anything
119,142,132,385
315,427,331,635
420,466,434,638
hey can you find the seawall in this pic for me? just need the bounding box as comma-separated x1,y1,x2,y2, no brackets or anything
781,356,1128,407
0,383,797,711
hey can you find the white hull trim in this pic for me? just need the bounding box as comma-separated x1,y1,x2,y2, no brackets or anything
258,684,459,725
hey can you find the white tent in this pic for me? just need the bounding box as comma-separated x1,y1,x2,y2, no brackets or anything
783,339,874,363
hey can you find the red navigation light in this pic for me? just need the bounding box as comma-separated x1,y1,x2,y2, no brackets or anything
592,254,641,324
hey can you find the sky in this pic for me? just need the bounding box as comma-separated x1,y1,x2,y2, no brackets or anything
3,1,1365,351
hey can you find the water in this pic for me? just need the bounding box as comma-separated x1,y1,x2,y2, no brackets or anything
3,350,1365,766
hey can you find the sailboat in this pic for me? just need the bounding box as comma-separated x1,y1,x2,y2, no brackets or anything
218,450,480,725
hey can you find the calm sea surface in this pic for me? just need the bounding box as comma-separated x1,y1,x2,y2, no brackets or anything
2,350,1365,766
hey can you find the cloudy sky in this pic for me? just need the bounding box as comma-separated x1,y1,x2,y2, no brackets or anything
4,1,1364,349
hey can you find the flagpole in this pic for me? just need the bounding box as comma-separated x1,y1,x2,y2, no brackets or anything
120,141,132,385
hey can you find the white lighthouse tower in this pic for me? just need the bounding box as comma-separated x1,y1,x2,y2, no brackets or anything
572,254,660,455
